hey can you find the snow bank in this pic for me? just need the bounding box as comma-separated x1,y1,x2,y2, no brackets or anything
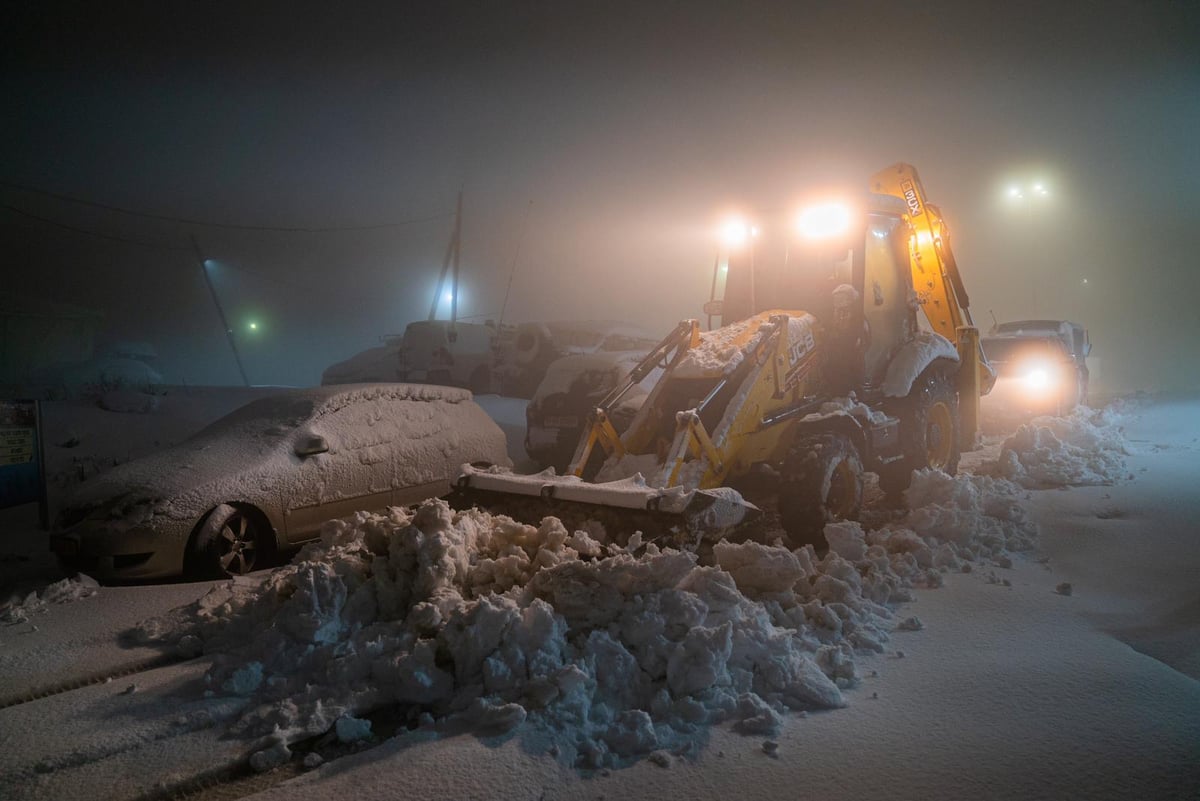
138,501,857,769
134,468,1036,771
992,405,1128,487
897,470,1038,561
1,574,99,623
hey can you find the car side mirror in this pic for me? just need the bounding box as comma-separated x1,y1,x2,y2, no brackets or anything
295,435,329,457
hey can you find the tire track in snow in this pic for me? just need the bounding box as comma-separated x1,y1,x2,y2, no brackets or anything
0,651,190,710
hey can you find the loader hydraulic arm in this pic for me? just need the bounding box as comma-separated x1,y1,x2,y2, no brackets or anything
870,163,992,448
870,163,976,342
567,319,701,477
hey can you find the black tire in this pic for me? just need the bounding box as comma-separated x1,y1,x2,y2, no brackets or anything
778,433,864,548
879,366,961,497
187,504,271,579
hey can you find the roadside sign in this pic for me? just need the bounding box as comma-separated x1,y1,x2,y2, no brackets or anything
0,400,48,526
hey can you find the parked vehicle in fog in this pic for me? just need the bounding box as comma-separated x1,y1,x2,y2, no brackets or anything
525,350,662,471
982,320,1090,416
51,384,510,581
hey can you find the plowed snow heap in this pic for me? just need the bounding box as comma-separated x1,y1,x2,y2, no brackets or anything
139,470,1037,770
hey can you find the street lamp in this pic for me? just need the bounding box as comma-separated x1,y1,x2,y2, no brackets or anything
1003,179,1053,314
1004,180,1051,204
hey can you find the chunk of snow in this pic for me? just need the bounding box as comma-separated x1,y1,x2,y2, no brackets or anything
1,574,99,623
335,714,373,743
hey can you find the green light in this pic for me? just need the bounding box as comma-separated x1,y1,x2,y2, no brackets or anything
248,322,258,331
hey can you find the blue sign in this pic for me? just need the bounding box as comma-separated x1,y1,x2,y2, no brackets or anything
0,401,46,523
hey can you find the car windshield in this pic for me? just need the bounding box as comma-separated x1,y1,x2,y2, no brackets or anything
983,337,1068,362
191,394,317,443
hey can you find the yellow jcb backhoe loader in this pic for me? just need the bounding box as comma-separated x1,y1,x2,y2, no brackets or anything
458,163,992,548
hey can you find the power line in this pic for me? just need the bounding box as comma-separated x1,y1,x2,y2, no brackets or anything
0,180,455,233
0,202,190,251
2,200,420,297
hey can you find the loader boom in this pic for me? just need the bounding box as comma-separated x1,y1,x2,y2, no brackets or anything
871,162,990,446
869,163,976,340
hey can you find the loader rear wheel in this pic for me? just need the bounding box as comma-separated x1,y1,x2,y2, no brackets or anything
879,367,961,498
778,433,864,549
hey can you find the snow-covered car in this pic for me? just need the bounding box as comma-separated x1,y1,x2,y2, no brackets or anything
50,384,510,581
397,320,498,393
320,337,403,385
497,320,659,398
525,351,662,471
982,332,1088,416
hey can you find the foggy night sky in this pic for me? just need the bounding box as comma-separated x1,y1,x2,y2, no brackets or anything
3,1,1198,391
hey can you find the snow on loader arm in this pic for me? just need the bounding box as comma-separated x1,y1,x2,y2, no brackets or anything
455,318,769,549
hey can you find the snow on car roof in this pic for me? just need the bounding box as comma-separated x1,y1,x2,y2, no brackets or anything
62,383,494,519
199,383,472,433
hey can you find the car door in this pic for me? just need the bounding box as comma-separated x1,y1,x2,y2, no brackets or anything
283,401,398,543
377,395,458,506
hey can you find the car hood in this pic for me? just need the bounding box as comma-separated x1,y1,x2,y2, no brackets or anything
60,423,295,524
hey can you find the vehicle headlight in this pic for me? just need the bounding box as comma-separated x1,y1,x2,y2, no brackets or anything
1022,363,1056,393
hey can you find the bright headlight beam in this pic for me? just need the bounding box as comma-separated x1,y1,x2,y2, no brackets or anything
796,203,852,239
1024,367,1051,391
719,218,751,249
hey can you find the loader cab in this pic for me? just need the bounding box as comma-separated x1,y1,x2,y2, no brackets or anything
716,194,916,388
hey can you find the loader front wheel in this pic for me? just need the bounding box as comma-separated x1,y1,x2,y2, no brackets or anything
879,367,961,498
778,433,864,549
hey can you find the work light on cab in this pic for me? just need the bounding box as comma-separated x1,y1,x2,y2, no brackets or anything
795,202,853,239
719,217,758,249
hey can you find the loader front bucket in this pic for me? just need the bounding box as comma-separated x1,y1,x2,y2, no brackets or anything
453,464,760,550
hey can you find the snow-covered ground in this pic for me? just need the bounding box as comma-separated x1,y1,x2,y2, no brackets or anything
1,390,1197,800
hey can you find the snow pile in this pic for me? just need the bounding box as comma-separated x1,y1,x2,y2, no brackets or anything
897,469,1038,561
1,574,99,623
134,467,1036,770
993,405,1128,487
137,499,954,769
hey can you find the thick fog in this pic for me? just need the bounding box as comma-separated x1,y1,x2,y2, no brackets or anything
4,2,1198,391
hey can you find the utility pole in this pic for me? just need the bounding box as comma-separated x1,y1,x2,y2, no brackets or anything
428,190,464,328
191,235,250,387
497,200,534,329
